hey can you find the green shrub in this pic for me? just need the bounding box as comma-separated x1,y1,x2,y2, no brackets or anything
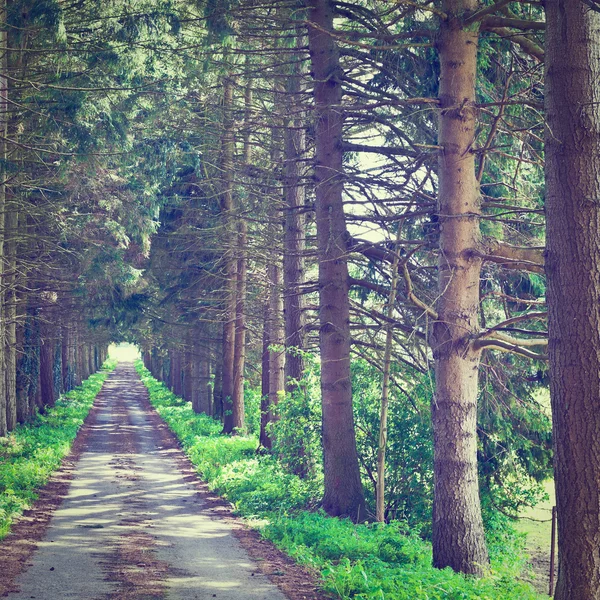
0,358,116,539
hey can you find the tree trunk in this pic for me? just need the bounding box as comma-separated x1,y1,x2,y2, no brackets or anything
87,343,94,376
259,293,272,449
199,352,212,415
283,65,306,391
268,262,285,436
81,343,89,381
0,5,7,435
283,49,308,476
71,322,80,386
183,348,193,403
173,349,183,396
376,231,402,523
5,201,17,430
232,218,247,432
545,1,600,597
430,0,488,575
40,325,56,409
307,0,365,521
61,322,70,392
213,341,223,420
221,74,237,434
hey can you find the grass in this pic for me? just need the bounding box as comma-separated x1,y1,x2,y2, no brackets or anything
0,358,116,539
516,479,555,554
136,361,546,600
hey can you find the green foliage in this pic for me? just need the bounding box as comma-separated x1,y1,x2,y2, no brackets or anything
136,361,543,600
263,513,540,600
271,352,323,479
478,354,553,517
0,359,116,539
352,360,434,534
351,358,551,536
244,387,261,436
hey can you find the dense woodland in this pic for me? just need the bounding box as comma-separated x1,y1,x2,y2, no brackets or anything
0,0,598,597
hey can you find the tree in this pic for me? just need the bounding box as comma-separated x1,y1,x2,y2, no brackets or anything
429,0,489,574
545,0,600,597
306,0,366,521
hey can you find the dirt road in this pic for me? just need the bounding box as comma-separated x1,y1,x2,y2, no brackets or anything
1,363,292,600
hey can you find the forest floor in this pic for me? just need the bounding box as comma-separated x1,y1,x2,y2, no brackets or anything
0,363,328,600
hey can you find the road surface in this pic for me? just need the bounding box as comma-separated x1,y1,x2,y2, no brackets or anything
5,363,288,600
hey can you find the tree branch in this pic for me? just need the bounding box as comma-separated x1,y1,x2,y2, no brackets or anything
478,237,545,273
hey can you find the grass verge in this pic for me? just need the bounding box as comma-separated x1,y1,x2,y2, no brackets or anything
0,358,117,539
136,361,544,600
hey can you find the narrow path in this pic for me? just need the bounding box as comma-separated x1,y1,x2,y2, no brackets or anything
3,363,288,600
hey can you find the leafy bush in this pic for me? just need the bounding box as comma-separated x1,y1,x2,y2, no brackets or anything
270,352,323,479
352,360,434,534
136,361,544,600
0,358,116,539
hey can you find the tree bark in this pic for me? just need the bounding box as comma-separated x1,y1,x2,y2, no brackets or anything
173,349,183,396
307,0,366,521
5,201,17,430
283,64,307,391
232,211,247,432
221,74,237,434
430,0,489,575
213,340,223,420
39,324,56,409
183,348,193,403
376,231,402,523
198,352,212,415
0,4,7,435
268,262,285,436
260,290,272,449
545,1,600,597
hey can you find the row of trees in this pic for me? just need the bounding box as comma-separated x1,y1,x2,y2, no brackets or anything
2,0,599,597
132,0,548,578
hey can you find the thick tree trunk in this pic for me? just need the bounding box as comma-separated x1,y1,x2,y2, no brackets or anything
221,74,237,434
545,2,600,597
430,0,488,575
307,0,365,521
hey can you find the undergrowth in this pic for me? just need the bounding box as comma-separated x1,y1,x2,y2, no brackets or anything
0,358,116,539
136,361,544,600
